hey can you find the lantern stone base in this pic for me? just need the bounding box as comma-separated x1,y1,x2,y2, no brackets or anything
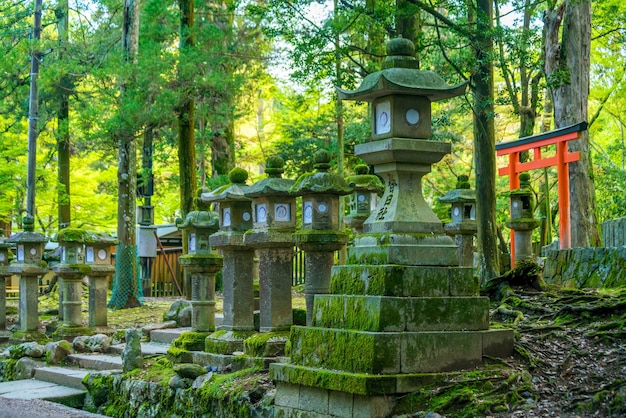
348,233,459,266
205,330,257,354
53,325,95,341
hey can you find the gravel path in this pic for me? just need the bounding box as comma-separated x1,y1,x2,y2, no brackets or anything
0,398,108,418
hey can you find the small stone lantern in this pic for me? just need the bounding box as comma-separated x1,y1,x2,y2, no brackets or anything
6,216,49,342
344,164,384,235
85,233,117,333
291,150,352,325
244,156,297,333
438,175,477,267
506,172,540,264
53,228,93,340
177,210,222,332
0,239,13,341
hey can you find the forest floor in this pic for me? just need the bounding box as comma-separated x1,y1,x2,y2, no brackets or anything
485,287,626,418
3,287,625,417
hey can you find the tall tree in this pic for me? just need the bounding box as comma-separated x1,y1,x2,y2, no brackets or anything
55,0,71,229
177,0,196,217
109,0,142,309
544,0,600,247
472,0,499,280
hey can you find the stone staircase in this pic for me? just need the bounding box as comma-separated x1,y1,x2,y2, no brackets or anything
0,329,183,408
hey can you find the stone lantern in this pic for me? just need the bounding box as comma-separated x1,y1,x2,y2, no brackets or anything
53,228,93,340
272,38,514,418
507,172,540,264
344,164,384,235
6,216,49,342
243,156,297,333
85,233,117,333
177,209,222,332
291,150,352,325
0,239,13,341
202,167,256,352
438,175,477,267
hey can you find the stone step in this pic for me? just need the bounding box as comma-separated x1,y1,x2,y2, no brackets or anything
34,366,93,390
67,353,123,371
149,327,192,344
109,342,171,356
0,378,86,403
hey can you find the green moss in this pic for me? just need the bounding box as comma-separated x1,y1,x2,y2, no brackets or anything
56,228,93,243
229,167,249,184
53,326,95,339
292,308,307,326
172,331,209,351
243,331,289,357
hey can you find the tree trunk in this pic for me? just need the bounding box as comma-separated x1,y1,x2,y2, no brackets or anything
178,0,196,216
544,0,600,248
109,0,141,309
473,0,500,282
55,0,71,230
211,123,235,177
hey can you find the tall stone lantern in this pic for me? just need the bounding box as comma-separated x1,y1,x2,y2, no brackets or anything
6,216,48,342
0,239,13,341
291,150,352,325
344,164,384,235
507,172,540,264
243,156,297,333
272,38,514,417
53,228,93,340
439,175,477,267
202,167,256,353
177,209,222,332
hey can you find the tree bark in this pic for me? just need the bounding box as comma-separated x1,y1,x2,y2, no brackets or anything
55,0,71,230
178,0,196,217
544,0,600,247
473,0,500,282
109,0,141,309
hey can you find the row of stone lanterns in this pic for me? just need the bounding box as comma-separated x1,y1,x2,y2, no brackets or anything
0,217,117,343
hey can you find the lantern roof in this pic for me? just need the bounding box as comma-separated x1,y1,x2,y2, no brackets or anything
438,188,476,204
202,168,251,203
245,156,297,198
290,150,353,196
176,211,220,230
6,216,48,244
345,164,385,193
337,38,467,102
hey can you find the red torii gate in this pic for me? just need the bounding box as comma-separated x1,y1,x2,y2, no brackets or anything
495,122,588,263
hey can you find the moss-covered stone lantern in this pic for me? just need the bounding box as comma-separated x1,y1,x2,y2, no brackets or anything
344,164,384,235
53,228,93,340
6,216,49,343
0,239,12,341
291,150,352,325
271,38,514,417
85,233,118,334
244,155,297,334
177,210,222,333
438,175,477,267
202,167,256,353
506,172,540,264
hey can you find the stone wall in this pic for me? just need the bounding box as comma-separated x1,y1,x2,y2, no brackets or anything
601,217,626,247
542,247,626,288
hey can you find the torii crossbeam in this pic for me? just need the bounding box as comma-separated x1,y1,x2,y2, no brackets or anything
496,122,588,262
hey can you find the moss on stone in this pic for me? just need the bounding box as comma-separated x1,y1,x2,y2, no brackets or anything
243,331,289,357
172,331,210,352
56,228,93,243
